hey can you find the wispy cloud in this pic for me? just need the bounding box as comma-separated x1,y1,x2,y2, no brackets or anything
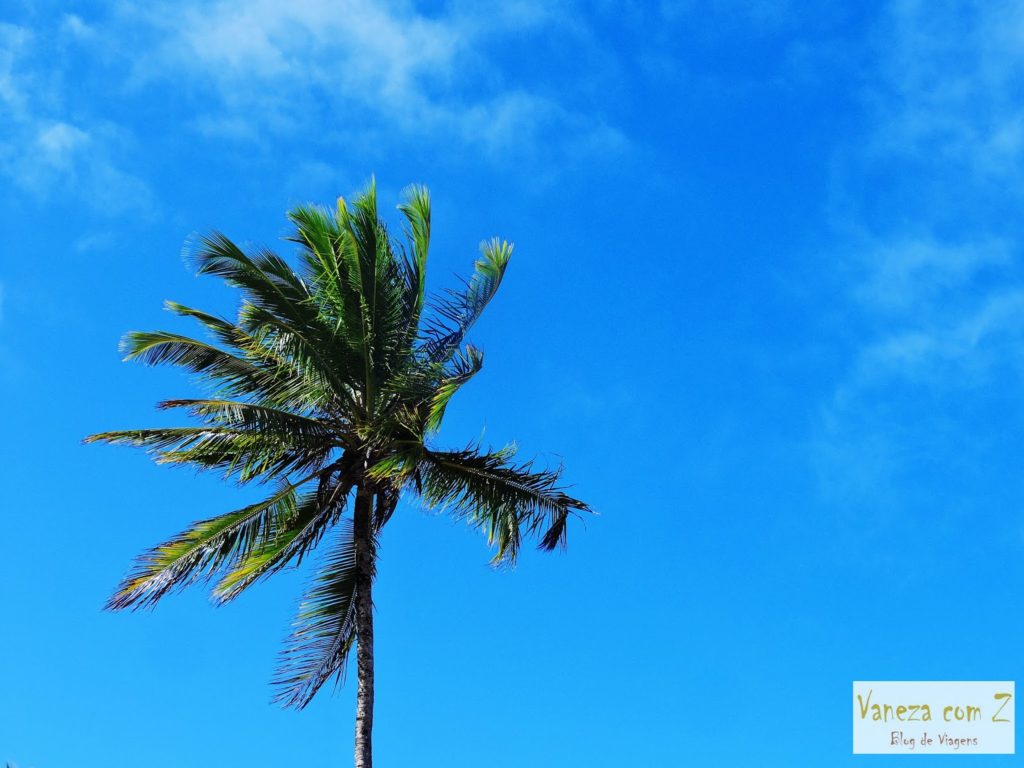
837,234,1023,392
112,0,625,162
865,0,1024,195
850,237,1011,314
0,20,152,214
814,1,1024,500
4,2,624,214
0,22,29,110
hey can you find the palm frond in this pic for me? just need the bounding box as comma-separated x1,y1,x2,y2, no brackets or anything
192,233,310,314
120,327,316,411
106,476,318,610
425,345,483,433
396,184,430,346
273,523,359,709
341,180,418,413
286,203,372,372
238,300,360,405
156,399,340,440
160,303,332,409
416,445,589,564
191,232,363,406
84,425,333,484
121,331,264,386
213,473,355,603
422,238,511,362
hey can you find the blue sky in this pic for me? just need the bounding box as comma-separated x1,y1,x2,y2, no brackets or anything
4,1,1024,765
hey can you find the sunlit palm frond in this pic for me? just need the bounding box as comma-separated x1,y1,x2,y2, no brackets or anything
342,181,420,411
105,476,317,610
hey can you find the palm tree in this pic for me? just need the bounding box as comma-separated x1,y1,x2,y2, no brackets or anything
86,181,590,767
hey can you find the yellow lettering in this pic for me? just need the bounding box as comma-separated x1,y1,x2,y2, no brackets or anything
857,690,872,719
993,693,1012,724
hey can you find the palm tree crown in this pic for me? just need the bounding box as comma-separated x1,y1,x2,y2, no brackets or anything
86,181,590,715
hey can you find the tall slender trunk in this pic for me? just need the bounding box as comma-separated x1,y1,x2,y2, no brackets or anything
353,484,375,768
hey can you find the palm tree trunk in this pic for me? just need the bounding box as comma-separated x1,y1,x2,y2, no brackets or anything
353,485,375,768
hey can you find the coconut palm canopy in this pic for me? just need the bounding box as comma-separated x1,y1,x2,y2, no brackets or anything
85,182,590,719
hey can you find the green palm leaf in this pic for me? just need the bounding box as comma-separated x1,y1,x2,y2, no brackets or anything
84,425,332,483
213,473,355,603
422,238,512,363
106,476,317,610
273,524,359,709
424,345,484,433
156,399,340,439
416,445,590,564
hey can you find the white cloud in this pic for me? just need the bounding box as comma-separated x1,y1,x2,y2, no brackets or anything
814,1,1024,499
36,122,89,168
850,237,1011,315
173,0,461,88
3,1,624,203
867,0,1024,184
0,21,152,214
60,13,97,41
833,1,1024,366
0,22,31,112
3,117,152,214
116,0,623,161
847,287,1024,391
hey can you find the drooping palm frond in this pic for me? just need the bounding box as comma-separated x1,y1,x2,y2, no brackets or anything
424,345,483,433
213,471,356,603
192,234,313,323
415,445,590,564
273,522,359,709
105,475,317,610
121,331,268,391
